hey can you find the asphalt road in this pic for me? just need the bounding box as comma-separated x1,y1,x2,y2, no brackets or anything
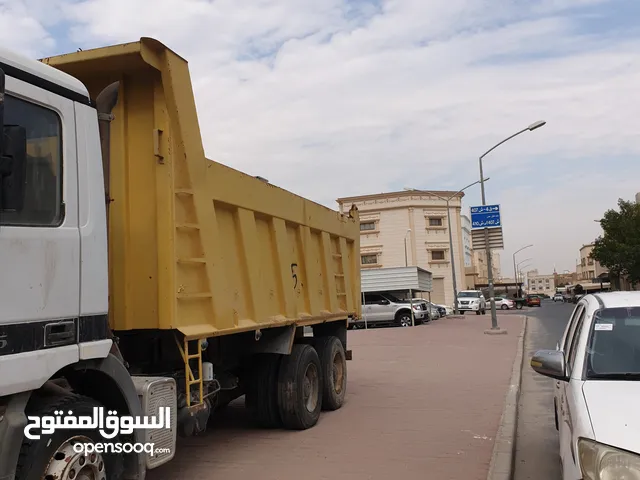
513,300,574,480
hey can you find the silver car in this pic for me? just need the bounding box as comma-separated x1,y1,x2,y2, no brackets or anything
354,292,429,328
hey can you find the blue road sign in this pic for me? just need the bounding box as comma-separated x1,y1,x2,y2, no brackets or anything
470,204,501,229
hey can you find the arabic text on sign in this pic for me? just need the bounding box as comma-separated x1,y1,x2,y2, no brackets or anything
23,406,172,440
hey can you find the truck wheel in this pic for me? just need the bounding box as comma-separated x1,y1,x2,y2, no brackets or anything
246,354,282,428
15,395,124,480
396,311,412,327
476,310,481,315
516,303,523,310
277,344,323,430
315,336,347,411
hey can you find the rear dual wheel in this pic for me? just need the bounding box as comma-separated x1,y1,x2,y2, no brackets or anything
277,344,323,430
248,337,347,431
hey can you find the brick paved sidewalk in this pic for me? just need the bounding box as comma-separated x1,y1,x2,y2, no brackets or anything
150,315,524,480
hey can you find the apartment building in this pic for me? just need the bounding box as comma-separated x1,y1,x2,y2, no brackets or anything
461,215,473,268
577,243,608,282
555,271,577,288
472,250,502,283
336,190,466,306
526,269,556,296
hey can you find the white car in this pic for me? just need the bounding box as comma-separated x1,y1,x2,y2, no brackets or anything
495,296,515,310
530,292,640,480
457,290,487,315
553,293,564,302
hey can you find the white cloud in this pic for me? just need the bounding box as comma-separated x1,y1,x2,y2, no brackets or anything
2,0,639,275
0,0,59,55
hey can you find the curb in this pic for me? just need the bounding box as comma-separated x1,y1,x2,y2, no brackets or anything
486,315,528,480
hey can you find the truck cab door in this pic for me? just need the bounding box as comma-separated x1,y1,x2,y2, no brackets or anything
0,75,80,370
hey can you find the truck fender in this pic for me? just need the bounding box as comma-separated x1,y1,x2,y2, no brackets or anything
0,354,146,480
65,353,146,480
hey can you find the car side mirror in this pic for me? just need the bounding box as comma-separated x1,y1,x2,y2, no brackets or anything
379,299,390,305
530,349,568,381
0,69,27,213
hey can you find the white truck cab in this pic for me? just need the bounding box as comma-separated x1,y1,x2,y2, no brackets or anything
0,46,148,480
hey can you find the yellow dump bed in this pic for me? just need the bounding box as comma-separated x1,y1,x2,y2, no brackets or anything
42,38,360,338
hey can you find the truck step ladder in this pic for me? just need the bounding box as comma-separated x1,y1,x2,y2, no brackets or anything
175,336,204,407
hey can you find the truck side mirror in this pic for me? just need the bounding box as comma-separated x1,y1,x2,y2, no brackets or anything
0,69,28,212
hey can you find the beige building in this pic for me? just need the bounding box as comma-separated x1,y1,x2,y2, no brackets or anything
471,250,502,285
577,243,608,282
337,190,466,307
526,269,556,296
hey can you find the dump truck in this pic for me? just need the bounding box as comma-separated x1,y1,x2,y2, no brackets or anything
0,38,360,480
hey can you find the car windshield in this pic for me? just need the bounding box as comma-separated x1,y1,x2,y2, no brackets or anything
458,292,480,298
586,307,640,380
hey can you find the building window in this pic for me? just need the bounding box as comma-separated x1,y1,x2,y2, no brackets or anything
431,250,446,261
531,285,536,290
1,95,63,226
428,217,443,227
587,258,594,265
360,221,376,231
581,258,586,267
361,254,378,265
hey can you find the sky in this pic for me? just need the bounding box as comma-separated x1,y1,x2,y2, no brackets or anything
2,0,639,275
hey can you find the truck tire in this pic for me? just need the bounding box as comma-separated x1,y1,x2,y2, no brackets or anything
277,344,323,430
395,310,413,327
315,336,347,411
15,395,124,480
246,354,282,428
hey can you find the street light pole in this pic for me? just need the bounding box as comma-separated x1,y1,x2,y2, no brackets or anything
405,179,489,315
479,120,546,332
518,261,532,287
513,244,533,297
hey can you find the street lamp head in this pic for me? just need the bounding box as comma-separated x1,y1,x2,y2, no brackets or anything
527,120,546,131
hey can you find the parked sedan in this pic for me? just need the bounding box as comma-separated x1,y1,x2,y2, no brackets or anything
530,292,640,479
495,296,515,310
526,294,541,307
420,301,441,320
